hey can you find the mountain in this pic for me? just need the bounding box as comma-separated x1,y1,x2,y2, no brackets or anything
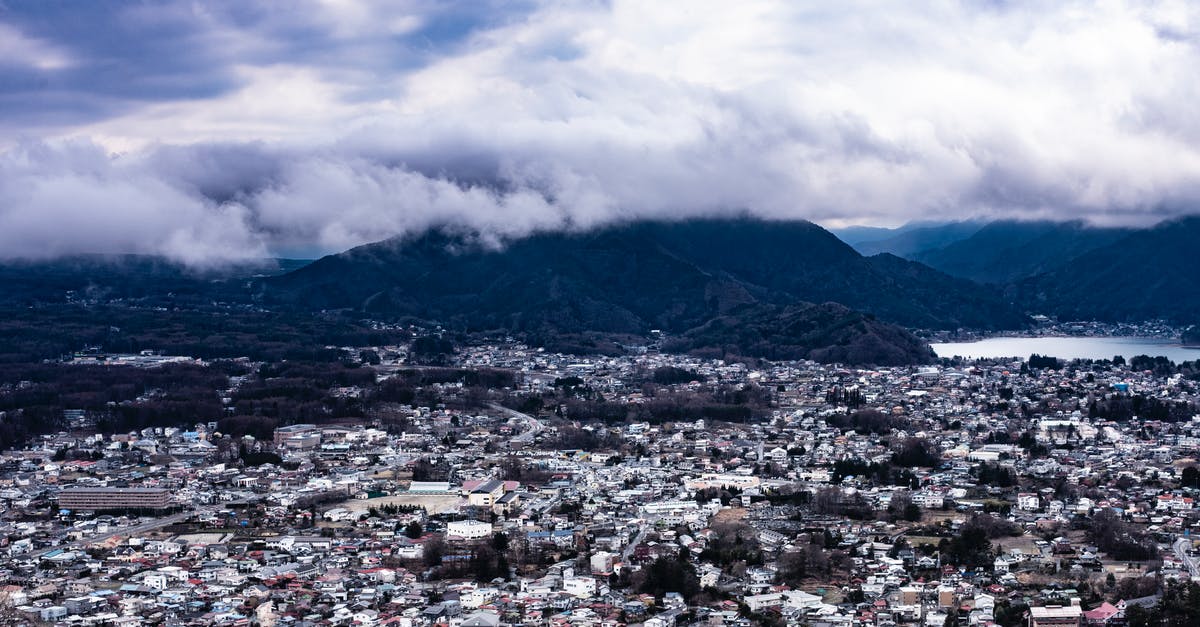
1018,216,1200,323
663,301,936,365
261,218,1031,363
853,221,985,257
0,255,310,306
631,220,1025,329
914,220,1134,284
266,218,1027,330
830,224,905,247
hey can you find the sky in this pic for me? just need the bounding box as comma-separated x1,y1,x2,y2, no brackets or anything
2,0,1200,264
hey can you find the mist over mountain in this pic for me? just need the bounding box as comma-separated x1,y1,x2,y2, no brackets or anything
827,215,1200,327
830,225,909,247
258,217,1041,364
265,217,1025,330
912,220,1135,284
851,221,986,258
0,255,309,306
1017,216,1200,324
6,211,1199,365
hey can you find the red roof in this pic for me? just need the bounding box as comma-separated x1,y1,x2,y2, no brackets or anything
1084,602,1120,620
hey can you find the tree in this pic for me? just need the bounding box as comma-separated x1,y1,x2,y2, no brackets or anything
1183,466,1200,488
942,517,993,568
469,542,508,582
409,336,455,365
492,532,510,553
636,551,699,600
888,490,921,522
404,521,423,539
892,437,940,468
423,534,445,567
992,602,1029,627
1125,604,1155,627
778,543,830,583
1088,508,1156,561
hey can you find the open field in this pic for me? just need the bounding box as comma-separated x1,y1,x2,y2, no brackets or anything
993,533,1043,555
712,507,748,524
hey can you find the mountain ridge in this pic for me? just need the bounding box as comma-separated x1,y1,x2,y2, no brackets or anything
913,220,1135,284
1017,215,1200,323
265,217,1027,331
260,217,1035,364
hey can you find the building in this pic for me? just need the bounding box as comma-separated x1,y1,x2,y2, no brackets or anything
273,424,320,447
1082,602,1121,626
58,488,172,512
744,593,785,613
563,576,597,598
590,551,616,575
683,473,762,491
447,520,492,540
407,481,453,494
1030,605,1082,627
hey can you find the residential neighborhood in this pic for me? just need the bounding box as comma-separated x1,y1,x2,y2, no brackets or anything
2,338,1200,626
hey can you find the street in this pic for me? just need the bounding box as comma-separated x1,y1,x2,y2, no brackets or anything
488,402,545,444
1173,537,1199,579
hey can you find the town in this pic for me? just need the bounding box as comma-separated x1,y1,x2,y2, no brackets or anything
0,337,1198,627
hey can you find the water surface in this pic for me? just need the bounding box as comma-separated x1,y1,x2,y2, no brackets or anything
930,336,1200,362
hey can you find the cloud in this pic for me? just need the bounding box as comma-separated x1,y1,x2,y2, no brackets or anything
2,0,1200,263
0,141,268,265
0,22,72,70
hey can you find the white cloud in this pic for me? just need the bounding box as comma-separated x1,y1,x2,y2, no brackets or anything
4,0,1200,262
0,141,267,264
0,23,72,70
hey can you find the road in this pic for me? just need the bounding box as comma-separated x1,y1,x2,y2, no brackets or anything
488,402,545,444
621,523,650,563
1173,537,1200,579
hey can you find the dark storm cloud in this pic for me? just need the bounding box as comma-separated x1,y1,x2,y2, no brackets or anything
0,2,239,127
1,1,1200,264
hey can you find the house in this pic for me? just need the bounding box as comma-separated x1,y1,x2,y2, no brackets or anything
460,610,502,627
563,576,598,598
1082,602,1121,626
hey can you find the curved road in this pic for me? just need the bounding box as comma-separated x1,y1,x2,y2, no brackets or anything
1173,537,1199,579
488,402,545,444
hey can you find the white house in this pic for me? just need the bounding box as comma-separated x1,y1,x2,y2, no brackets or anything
563,576,597,598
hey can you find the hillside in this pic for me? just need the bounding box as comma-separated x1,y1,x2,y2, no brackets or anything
853,221,984,258
0,255,309,306
914,220,1133,284
663,301,935,365
1019,216,1200,323
266,218,1027,330
261,218,1036,364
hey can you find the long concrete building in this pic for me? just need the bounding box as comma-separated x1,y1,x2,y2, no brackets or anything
57,487,172,512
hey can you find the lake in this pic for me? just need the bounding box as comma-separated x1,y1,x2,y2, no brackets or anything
930,336,1200,363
